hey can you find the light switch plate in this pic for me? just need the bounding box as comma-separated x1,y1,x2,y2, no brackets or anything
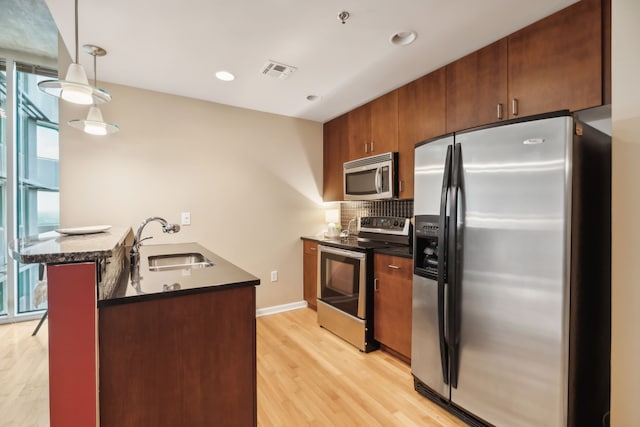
181,212,191,226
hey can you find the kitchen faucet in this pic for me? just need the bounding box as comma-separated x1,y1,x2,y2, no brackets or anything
131,216,181,255
130,217,181,285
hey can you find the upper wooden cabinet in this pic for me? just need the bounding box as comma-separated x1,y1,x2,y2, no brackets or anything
507,0,602,118
398,68,446,199
446,0,603,132
323,114,348,202
324,0,607,199
348,91,398,160
446,39,508,132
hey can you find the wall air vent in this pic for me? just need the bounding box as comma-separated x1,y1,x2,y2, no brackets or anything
261,60,297,80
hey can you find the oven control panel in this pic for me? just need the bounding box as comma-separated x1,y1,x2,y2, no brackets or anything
359,216,410,236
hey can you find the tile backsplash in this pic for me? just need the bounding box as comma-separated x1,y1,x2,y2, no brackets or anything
339,200,414,229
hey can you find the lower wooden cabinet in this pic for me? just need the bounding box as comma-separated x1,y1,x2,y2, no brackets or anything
303,240,318,309
99,286,257,427
373,254,413,361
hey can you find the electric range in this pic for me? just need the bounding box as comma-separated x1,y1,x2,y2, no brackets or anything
316,216,411,352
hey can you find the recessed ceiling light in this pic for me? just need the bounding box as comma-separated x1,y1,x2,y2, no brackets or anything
390,31,417,46
306,95,320,102
215,70,235,82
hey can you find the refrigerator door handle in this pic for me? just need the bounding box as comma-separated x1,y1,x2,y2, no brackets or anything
448,142,462,388
437,144,453,385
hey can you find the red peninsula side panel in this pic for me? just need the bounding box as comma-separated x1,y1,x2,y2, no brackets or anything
46,262,98,427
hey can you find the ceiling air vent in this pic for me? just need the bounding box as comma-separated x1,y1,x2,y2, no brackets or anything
261,60,297,80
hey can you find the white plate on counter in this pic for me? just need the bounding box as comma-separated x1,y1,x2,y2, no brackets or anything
55,225,112,235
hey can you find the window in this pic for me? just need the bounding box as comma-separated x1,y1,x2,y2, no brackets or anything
0,67,6,316
0,59,59,320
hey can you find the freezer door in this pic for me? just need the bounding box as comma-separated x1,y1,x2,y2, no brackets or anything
414,135,454,216
450,116,572,426
412,274,448,398
412,135,453,397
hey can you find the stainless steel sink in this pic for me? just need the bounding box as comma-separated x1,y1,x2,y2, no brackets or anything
148,252,214,271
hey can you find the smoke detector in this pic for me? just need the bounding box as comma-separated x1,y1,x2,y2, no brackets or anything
261,60,297,80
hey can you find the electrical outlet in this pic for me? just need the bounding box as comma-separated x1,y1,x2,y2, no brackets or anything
181,212,191,226
270,271,278,282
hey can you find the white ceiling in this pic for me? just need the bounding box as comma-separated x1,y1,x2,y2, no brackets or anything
36,0,578,122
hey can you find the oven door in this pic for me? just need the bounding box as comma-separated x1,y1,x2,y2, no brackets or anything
317,245,367,319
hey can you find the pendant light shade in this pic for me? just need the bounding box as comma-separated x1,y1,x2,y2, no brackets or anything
37,0,111,105
39,64,111,105
68,106,119,135
68,44,120,135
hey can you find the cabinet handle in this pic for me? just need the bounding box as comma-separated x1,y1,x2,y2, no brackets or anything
388,264,401,269
364,143,369,153
310,247,316,251
374,278,379,291
512,98,518,116
399,180,403,193
497,103,503,120
370,140,374,152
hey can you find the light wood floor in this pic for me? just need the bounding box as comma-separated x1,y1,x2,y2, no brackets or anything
0,308,464,427
0,319,50,427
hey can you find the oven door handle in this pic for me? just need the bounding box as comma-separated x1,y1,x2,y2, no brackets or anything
318,245,366,259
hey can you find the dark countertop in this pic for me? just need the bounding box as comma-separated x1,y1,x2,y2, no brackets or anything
301,235,413,259
374,246,413,259
9,226,132,264
99,242,260,307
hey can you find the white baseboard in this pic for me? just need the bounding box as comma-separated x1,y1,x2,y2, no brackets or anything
256,301,308,317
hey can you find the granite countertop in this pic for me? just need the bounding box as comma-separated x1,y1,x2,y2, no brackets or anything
9,226,132,264
99,242,260,307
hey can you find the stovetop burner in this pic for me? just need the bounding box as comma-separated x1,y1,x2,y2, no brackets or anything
318,216,411,252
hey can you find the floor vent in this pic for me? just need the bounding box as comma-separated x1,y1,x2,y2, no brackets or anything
261,60,297,80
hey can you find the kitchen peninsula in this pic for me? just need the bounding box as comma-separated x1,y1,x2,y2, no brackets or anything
10,227,260,427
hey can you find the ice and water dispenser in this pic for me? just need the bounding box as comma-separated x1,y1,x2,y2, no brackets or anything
414,215,443,280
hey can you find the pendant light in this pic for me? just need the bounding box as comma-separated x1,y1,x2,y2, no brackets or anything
68,45,119,135
38,0,111,105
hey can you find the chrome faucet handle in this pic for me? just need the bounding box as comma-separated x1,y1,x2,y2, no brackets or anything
136,236,153,246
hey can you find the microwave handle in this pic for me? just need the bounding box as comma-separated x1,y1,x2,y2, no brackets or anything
375,167,382,193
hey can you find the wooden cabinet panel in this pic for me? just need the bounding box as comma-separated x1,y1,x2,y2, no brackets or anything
347,103,372,160
370,91,399,155
446,39,508,132
323,114,348,202
303,240,318,309
398,68,446,199
508,0,602,118
374,254,413,360
348,91,398,160
99,286,257,427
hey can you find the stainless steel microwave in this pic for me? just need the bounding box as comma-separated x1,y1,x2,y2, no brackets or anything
343,152,398,200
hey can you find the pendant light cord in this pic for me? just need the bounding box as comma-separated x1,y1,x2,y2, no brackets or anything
93,52,97,87
74,0,79,63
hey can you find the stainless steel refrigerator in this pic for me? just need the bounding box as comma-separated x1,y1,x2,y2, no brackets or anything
411,111,610,427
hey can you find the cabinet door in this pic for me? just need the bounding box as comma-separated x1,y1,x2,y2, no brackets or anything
374,254,413,360
398,68,446,199
347,103,372,160
446,38,508,133
323,114,348,202
303,240,318,309
370,90,398,155
508,0,602,118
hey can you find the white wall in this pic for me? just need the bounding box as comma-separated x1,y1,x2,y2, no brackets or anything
59,82,327,309
611,0,640,424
